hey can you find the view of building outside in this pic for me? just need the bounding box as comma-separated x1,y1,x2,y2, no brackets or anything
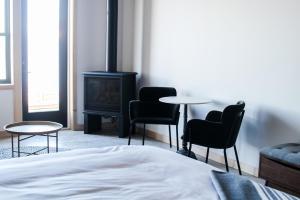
27,0,59,112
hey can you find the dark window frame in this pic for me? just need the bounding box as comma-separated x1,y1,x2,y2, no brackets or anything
0,0,11,84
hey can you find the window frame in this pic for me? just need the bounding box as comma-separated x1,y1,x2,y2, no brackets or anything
0,0,11,84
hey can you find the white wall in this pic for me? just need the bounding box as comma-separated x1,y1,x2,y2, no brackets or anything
133,0,300,173
0,90,14,130
0,0,21,131
76,0,107,124
119,0,135,72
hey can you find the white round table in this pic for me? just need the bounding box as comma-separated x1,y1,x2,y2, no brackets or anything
159,96,211,158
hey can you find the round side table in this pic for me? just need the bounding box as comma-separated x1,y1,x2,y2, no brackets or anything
4,121,63,157
159,96,211,159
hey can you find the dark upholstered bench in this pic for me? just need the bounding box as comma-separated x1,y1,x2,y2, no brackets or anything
259,143,300,197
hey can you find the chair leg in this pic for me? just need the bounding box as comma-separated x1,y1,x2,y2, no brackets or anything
128,123,133,145
205,148,210,163
265,181,269,186
176,125,179,151
234,145,242,175
188,143,192,157
224,149,229,172
142,124,146,145
168,125,172,148
132,124,136,135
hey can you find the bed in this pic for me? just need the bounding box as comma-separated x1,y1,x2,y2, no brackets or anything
0,145,297,199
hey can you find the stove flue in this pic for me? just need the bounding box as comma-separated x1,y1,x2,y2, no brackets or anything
106,0,118,72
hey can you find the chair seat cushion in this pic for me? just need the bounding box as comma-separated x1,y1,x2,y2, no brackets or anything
132,117,176,125
260,143,300,169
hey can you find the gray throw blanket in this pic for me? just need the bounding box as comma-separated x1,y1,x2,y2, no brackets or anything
210,170,299,200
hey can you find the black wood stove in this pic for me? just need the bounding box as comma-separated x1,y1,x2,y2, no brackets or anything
83,71,136,137
83,0,137,137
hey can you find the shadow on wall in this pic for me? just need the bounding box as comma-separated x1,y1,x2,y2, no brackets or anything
244,107,300,148
190,100,300,149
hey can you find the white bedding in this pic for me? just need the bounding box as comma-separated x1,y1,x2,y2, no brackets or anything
0,145,219,200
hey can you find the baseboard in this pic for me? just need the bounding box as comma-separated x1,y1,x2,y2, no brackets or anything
74,123,117,132
0,131,10,139
74,124,84,131
143,128,258,177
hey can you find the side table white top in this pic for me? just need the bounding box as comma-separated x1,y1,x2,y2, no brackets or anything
4,121,63,135
159,96,211,105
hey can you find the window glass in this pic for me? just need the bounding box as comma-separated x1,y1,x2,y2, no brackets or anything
27,0,60,112
0,0,10,83
0,0,5,33
0,37,6,80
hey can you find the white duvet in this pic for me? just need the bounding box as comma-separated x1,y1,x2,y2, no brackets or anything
0,145,219,200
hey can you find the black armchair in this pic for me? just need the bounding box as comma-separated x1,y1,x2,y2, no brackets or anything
128,87,180,150
186,101,245,175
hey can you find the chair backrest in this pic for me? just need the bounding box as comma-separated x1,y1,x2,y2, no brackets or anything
221,101,245,147
139,87,177,102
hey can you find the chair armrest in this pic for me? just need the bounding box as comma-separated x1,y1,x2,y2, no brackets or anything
129,101,180,124
129,100,164,120
186,119,225,148
205,110,222,122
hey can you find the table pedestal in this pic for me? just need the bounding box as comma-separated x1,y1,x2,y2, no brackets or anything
177,104,197,159
159,96,211,159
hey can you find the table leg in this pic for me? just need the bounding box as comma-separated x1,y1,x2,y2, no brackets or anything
47,134,49,153
56,131,58,152
177,104,197,159
182,104,188,149
11,134,14,158
17,134,20,157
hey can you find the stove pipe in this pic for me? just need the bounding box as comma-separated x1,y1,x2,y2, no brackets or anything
106,0,118,72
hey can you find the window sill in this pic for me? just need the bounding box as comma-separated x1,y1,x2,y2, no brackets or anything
0,84,14,90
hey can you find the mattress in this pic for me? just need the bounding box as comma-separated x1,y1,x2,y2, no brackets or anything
0,145,219,200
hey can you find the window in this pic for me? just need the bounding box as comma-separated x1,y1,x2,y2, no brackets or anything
0,0,11,84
